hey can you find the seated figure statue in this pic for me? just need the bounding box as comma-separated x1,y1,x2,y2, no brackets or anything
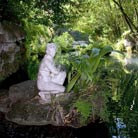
37,43,66,104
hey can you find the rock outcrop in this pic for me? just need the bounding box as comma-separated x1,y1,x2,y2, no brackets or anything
6,93,79,127
0,89,10,113
0,80,79,127
0,22,25,82
9,80,38,104
0,80,105,128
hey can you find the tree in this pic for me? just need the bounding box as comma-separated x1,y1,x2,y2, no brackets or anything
113,0,138,33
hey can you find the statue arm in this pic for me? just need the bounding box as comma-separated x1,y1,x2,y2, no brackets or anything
46,60,59,74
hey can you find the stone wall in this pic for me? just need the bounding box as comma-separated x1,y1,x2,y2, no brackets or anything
0,22,25,82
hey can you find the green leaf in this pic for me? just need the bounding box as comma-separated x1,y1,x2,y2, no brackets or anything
113,50,125,57
66,72,80,92
75,100,92,120
100,46,113,57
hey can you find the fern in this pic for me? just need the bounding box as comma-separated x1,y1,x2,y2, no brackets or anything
74,99,92,124
22,21,52,80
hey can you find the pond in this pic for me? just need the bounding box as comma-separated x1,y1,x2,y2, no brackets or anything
0,112,110,138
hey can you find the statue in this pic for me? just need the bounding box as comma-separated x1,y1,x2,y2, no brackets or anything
37,43,66,104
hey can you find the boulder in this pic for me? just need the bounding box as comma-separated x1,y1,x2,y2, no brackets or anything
0,89,10,113
6,92,80,127
9,80,38,104
0,80,106,128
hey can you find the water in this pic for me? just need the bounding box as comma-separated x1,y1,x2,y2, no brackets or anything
0,112,110,138
112,118,128,138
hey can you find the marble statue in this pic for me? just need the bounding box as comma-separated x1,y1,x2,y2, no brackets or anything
37,43,66,104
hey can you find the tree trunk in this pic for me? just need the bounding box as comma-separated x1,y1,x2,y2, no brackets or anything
113,0,138,33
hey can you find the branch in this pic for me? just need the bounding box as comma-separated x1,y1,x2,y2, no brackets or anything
113,0,138,32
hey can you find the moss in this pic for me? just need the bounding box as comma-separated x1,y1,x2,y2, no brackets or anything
0,59,21,81
1,52,9,60
2,22,24,39
0,22,25,82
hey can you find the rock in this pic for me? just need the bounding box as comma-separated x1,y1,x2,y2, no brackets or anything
9,80,38,105
0,22,25,82
0,22,24,42
0,89,10,113
6,92,80,127
69,30,89,42
55,29,89,42
1,81,106,128
72,41,88,48
124,55,138,70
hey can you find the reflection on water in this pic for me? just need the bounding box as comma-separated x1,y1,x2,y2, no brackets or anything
0,112,110,138
112,117,127,138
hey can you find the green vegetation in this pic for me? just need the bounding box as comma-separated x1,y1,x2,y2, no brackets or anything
74,99,92,124
1,0,138,137
23,21,52,79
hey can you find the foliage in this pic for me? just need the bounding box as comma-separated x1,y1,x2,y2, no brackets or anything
66,45,113,93
103,57,138,137
53,32,74,52
2,0,138,39
52,32,75,72
1,0,138,136
113,0,138,33
70,0,122,40
1,0,48,24
74,99,92,124
27,60,39,80
72,77,111,125
70,0,138,41
125,111,138,138
119,71,138,138
1,0,80,26
23,20,52,79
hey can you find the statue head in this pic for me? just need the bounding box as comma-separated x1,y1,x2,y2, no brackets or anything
46,43,57,57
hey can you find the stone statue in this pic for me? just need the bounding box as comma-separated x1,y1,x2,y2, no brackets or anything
37,43,66,104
